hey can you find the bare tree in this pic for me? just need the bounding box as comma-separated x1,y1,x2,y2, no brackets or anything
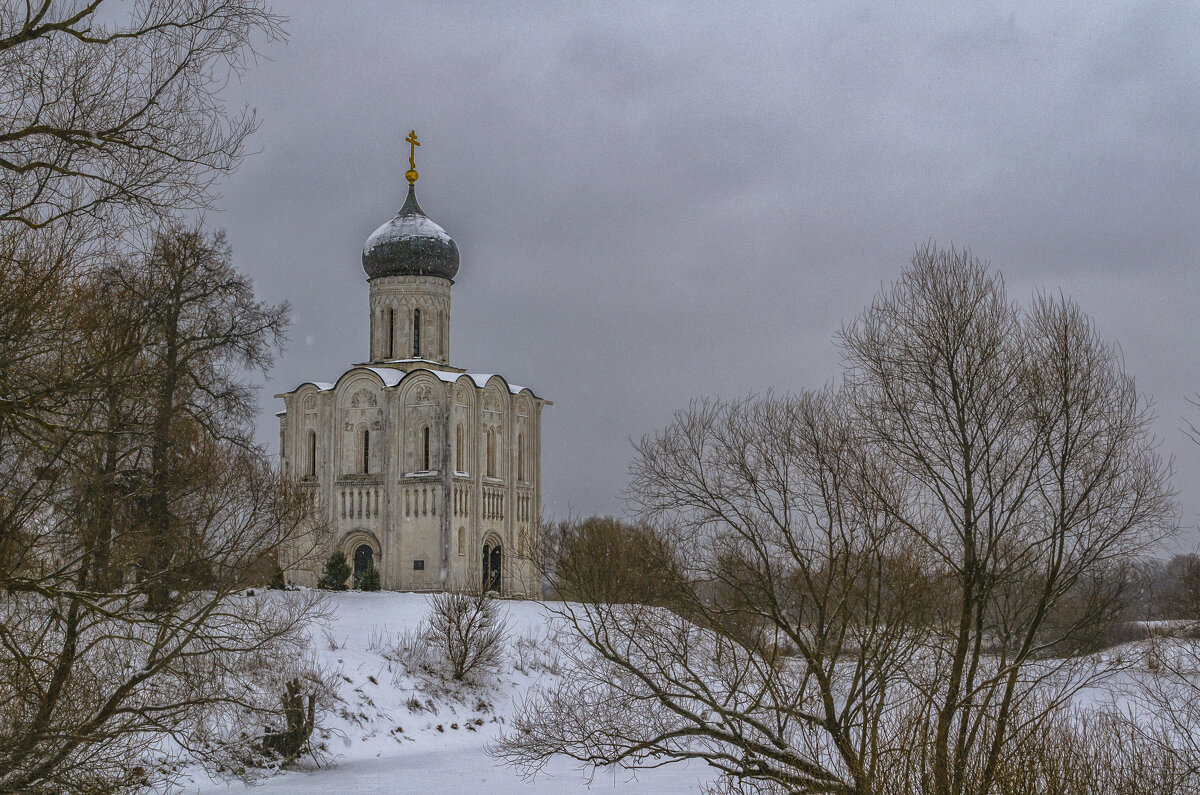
1115,631,1200,788
1114,412,1200,783
0,223,331,791
496,245,1176,795
0,3,327,789
839,245,1174,794
0,440,330,792
109,223,289,610
500,390,937,793
0,225,105,584
0,0,284,590
1154,554,1200,620
0,0,283,231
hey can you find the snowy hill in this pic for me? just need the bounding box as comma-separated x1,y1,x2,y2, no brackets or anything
181,591,713,794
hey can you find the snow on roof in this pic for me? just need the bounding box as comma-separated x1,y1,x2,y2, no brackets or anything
424,369,527,394
465,373,521,392
362,367,403,387
288,367,536,398
425,369,463,385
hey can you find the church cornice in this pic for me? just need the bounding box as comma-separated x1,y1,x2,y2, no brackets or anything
335,473,385,485
276,364,551,405
368,293,449,308
356,358,464,373
367,274,452,291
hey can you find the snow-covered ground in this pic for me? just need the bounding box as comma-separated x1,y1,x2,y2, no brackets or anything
175,591,1196,794
178,592,714,794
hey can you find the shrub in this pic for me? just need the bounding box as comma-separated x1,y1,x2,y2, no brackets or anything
541,516,682,605
316,552,350,591
266,565,286,590
357,567,381,591
374,627,433,682
426,589,509,682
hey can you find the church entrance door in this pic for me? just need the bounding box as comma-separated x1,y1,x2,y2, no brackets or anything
482,542,502,594
353,544,374,579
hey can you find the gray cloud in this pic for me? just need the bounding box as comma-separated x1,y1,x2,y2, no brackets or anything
214,1,1200,540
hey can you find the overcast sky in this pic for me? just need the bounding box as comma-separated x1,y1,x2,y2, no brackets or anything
214,1,1200,544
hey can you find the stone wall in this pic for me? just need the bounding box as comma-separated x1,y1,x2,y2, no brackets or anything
277,367,543,597
367,275,451,364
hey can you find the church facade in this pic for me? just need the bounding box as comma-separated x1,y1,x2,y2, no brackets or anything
276,138,548,595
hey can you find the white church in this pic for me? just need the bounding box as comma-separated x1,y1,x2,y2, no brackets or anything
276,133,548,595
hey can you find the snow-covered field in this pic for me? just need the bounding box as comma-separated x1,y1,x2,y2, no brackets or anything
179,592,714,794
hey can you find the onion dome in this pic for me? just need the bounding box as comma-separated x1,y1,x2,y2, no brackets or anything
361,185,460,281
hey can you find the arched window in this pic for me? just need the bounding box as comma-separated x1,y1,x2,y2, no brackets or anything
438,308,444,359
387,308,395,359
455,423,464,472
486,428,496,478
457,526,465,556
412,308,421,358
422,426,431,471
307,430,316,477
361,428,370,474
517,432,525,481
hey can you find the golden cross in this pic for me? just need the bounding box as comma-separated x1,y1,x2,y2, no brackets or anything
404,130,421,186
405,130,421,169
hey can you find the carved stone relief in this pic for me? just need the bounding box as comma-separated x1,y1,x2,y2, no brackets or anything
344,413,383,432
350,389,378,408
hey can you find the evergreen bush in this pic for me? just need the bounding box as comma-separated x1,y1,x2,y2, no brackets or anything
266,565,286,590
357,567,381,591
316,552,350,591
